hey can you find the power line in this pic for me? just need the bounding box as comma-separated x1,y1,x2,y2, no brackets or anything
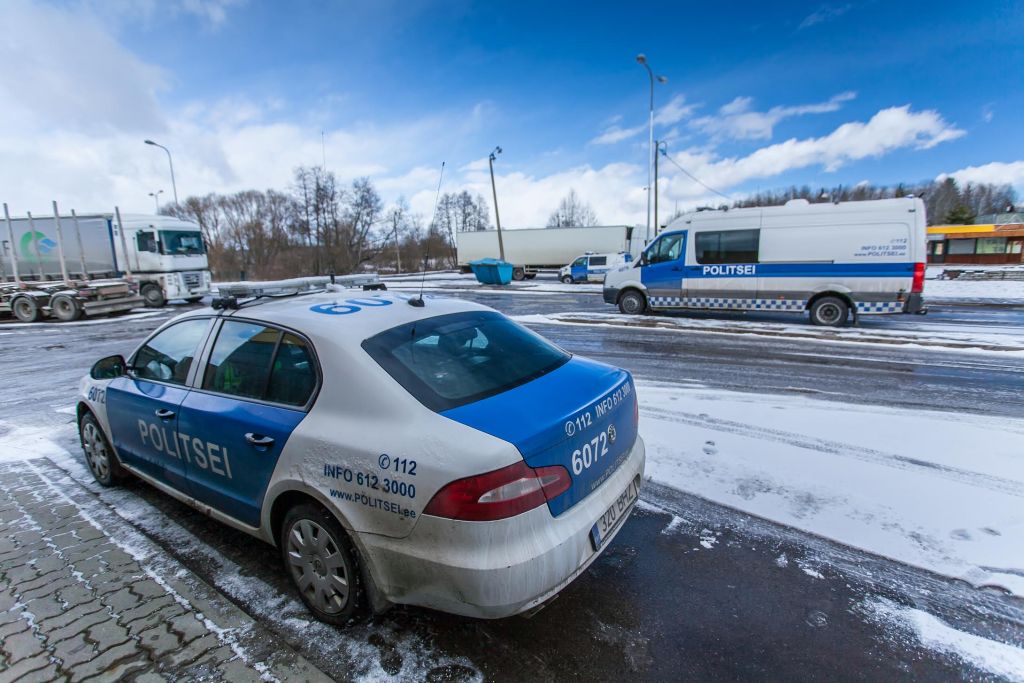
659,148,732,202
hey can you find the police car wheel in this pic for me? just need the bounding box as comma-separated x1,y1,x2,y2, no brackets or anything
618,290,647,315
281,504,365,625
561,275,573,284
79,413,124,486
810,296,849,327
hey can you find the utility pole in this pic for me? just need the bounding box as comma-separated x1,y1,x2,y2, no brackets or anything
488,146,505,261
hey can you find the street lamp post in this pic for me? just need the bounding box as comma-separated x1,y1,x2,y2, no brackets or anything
144,140,178,206
636,54,667,244
488,146,505,261
655,140,667,235
148,190,164,213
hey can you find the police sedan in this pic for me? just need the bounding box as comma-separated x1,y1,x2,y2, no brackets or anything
77,286,645,624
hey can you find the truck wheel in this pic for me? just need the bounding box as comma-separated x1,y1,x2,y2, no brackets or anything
51,295,83,322
512,267,526,281
618,290,647,315
809,296,849,327
561,275,574,284
525,273,537,280
142,284,166,308
281,503,366,626
79,412,126,486
12,296,41,323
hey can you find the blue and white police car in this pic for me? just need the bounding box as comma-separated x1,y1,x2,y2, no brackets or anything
77,284,645,624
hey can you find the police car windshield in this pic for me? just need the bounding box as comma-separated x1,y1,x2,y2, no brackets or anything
362,311,570,412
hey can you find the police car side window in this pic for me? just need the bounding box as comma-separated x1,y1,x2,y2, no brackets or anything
132,319,209,385
203,321,279,401
695,229,760,264
266,333,317,407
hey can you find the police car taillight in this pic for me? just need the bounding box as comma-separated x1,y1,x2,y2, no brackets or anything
423,461,571,521
911,262,925,294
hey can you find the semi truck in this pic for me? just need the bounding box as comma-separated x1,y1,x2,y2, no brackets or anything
456,225,635,280
2,211,212,308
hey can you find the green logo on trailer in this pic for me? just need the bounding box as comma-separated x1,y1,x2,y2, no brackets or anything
19,231,58,256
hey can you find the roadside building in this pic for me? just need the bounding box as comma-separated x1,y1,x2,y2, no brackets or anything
927,212,1024,264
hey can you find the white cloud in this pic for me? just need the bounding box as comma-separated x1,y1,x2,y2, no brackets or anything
590,95,697,145
799,4,852,30
690,91,857,141
937,161,1024,191
81,0,246,28
590,124,648,146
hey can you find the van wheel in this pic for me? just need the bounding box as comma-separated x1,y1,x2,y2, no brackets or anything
512,267,526,281
618,290,647,315
809,297,849,326
12,296,41,323
52,295,83,322
281,503,366,626
142,284,166,308
79,412,126,486
561,275,574,284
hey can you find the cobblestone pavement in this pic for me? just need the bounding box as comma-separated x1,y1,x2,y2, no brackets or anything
0,458,332,682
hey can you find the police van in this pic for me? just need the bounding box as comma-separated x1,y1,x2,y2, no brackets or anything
77,284,644,624
603,198,927,326
559,252,632,284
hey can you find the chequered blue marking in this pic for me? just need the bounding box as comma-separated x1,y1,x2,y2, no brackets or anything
649,296,806,311
855,301,904,314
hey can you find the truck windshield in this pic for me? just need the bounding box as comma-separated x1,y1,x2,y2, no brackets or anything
160,231,206,255
362,311,571,411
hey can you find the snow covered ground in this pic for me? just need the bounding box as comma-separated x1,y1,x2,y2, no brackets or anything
384,271,602,294
514,311,1024,354
636,380,1024,597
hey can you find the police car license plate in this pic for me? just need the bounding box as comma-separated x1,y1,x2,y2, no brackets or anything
590,476,640,551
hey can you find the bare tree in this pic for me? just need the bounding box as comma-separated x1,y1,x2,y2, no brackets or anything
546,189,598,228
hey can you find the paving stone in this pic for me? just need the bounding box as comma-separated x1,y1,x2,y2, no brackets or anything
168,613,208,643
69,641,146,683
125,604,186,638
216,656,267,683
103,586,142,613
0,652,54,681
40,602,105,631
2,628,47,664
45,608,111,645
137,622,185,659
118,595,177,627
164,633,220,669
50,632,97,670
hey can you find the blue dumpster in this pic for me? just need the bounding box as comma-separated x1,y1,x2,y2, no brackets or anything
469,258,514,285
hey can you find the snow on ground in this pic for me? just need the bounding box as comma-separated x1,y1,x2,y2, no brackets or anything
864,597,1024,681
383,271,603,295
0,309,164,329
636,381,1024,596
514,312,1024,354
924,278,1024,305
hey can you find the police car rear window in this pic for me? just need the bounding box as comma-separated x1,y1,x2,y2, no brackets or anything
362,311,570,412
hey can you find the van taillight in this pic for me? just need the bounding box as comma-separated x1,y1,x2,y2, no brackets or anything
912,262,925,294
423,461,571,521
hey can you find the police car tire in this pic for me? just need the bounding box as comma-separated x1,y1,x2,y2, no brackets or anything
561,275,573,284
618,290,647,315
79,412,126,486
142,284,166,308
280,503,366,625
810,296,849,327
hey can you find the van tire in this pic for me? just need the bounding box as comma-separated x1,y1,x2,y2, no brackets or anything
809,296,849,327
52,295,83,322
142,284,166,308
79,412,126,486
280,503,366,626
512,267,526,281
561,275,574,284
618,289,647,315
12,296,41,323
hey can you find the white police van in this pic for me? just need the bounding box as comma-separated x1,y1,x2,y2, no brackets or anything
77,283,645,624
603,198,927,326
559,252,632,284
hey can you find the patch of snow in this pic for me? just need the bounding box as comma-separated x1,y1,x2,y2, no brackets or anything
0,422,73,462
0,310,165,330
864,597,1024,681
775,554,789,568
924,279,1024,305
636,381,1024,596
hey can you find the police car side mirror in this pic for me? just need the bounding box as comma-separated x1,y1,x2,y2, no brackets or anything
91,355,126,380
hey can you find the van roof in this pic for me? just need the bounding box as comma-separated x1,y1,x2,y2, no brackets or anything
666,197,924,231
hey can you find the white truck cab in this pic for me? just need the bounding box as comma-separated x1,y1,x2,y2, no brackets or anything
559,252,632,284
115,214,212,307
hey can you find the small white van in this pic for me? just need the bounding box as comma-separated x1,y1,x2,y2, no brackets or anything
603,198,927,326
560,252,632,284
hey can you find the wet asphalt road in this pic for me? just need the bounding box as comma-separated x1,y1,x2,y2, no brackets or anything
1,290,1022,680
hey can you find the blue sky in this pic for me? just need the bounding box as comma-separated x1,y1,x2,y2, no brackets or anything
1,0,1022,225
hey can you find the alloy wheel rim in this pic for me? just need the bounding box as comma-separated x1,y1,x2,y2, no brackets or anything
286,519,349,614
82,423,110,479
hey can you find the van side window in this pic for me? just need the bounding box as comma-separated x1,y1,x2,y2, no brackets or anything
647,233,684,264
573,256,587,267
695,229,760,264
589,256,607,266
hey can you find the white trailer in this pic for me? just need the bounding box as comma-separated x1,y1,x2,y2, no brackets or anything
456,225,635,280
604,198,928,326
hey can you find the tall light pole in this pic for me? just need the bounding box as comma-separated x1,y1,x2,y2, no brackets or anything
148,190,164,213
636,54,667,244
655,140,667,235
488,146,505,261
144,139,178,206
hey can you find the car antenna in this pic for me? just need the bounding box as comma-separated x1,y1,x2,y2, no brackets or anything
410,160,445,307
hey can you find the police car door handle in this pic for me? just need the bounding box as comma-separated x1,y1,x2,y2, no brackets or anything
154,408,175,420
245,433,275,447
671,266,682,271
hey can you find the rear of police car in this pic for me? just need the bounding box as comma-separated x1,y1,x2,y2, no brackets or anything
360,309,645,618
